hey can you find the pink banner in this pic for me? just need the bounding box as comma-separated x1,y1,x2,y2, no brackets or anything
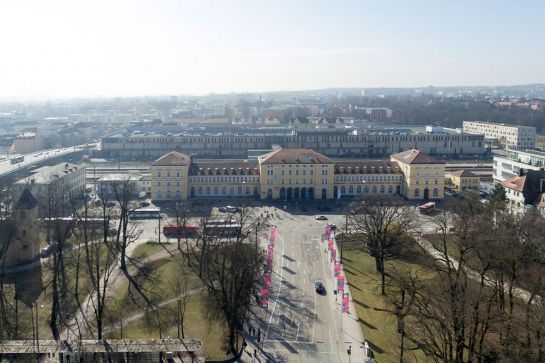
334,261,340,276
342,293,350,313
338,275,345,291
331,247,336,263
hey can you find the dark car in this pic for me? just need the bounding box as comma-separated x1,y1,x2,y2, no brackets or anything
218,207,227,213
40,242,58,258
315,280,326,295
327,223,337,230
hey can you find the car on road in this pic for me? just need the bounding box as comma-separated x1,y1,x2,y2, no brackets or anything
218,207,227,213
40,242,58,258
327,223,337,230
315,215,328,220
225,206,239,213
315,280,326,295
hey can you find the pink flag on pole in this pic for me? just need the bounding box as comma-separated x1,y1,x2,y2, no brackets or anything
342,293,350,313
338,275,345,291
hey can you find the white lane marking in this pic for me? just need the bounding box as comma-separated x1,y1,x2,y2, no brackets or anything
266,233,285,338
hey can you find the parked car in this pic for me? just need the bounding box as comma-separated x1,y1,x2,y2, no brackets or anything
226,206,239,213
315,215,328,220
40,242,58,258
218,207,227,213
315,280,326,295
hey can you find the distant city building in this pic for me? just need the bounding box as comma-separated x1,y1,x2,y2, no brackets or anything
449,169,480,191
150,148,446,202
11,132,43,154
102,131,484,159
493,149,545,183
502,169,545,214
463,121,536,150
97,174,142,199
12,163,86,215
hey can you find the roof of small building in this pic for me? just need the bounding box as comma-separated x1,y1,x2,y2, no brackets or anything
334,161,402,174
502,169,545,193
390,149,445,165
14,188,38,210
449,169,478,178
0,339,202,354
152,151,191,166
259,148,333,165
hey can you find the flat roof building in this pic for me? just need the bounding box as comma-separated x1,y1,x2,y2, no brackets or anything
463,121,536,150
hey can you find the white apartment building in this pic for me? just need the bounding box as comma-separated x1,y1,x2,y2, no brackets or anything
463,121,536,150
13,163,86,215
493,149,545,183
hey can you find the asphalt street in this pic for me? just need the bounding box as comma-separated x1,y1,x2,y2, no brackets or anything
248,206,364,363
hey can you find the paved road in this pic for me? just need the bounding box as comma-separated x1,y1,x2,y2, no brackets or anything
0,143,96,177
248,207,365,363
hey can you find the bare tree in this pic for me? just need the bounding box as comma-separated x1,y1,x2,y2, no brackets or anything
189,207,265,356
350,195,416,295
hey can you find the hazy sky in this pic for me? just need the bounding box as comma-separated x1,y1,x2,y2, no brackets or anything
0,0,544,99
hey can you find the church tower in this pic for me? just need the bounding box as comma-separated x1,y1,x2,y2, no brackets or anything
13,188,40,264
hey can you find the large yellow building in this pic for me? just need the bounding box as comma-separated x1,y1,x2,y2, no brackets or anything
390,149,446,200
150,148,445,202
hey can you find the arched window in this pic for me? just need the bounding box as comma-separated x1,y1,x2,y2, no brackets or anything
341,185,346,194
238,186,243,195
222,186,227,195
380,185,385,193
349,185,354,194
372,185,377,194
206,187,211,196
364,185,369,194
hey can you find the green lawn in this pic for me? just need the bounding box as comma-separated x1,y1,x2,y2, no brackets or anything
131,241,174,260
342,245,431,363
104,253,230,360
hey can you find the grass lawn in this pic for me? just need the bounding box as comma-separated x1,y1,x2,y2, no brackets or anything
131,241,174,260
104,253,230,360
342,244,431,363
117,294,228,360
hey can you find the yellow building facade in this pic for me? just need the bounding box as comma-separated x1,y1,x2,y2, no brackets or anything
449,170,480,191
390,149,446,200
150,148,445,202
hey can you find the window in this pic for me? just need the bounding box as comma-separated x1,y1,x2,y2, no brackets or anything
416,168,420,176
167,171,171,177
176,171,180,178
157,171,162,178
388,185,393,193
433,188,439,197
357,185,361,194
380,185,385,193
349,185,354,194
157,181,161,187
414,188,420,197
310,170,314,175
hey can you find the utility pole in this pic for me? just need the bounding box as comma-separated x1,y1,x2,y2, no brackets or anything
158,213,161,244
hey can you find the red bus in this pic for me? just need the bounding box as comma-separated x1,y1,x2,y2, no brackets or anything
163,224,198,238
419,202,436,215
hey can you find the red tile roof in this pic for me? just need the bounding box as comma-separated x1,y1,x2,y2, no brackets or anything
152,151,191,166
259,148,333,165
449,169,478,177
334,161,402,174
390,149,445,165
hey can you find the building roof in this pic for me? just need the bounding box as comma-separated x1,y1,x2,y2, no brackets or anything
14,189,38,210
14,163,82,185
449,169,478,178
502,169,545,193
0,339,202,354
390,149,445,165
152,151,191,166
334,161,402,174
190,161,259,176
259,148,333,165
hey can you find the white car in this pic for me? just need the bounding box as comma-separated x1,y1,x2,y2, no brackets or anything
315,215,328,220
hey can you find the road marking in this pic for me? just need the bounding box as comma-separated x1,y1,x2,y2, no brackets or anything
266,233,285,339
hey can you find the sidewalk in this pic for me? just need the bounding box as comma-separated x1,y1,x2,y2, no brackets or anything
328,231,369,363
